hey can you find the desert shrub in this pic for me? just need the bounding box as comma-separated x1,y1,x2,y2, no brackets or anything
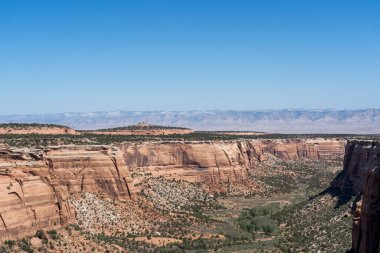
47,230,59,240
3,240,15,249
19,239,33,253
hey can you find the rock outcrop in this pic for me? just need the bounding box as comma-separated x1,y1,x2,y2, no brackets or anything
0,145,135,242
119,138,345,189
333,141,380,253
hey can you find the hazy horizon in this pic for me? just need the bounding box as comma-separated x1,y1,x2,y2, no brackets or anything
1,107,380,117
1,108,379,134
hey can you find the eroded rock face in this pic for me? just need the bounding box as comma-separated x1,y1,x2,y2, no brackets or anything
0,145,135,242
0,138,345,243
331,141,380,194
120,141,255,187
333,141,380,253
45,146,135,200
119,138,345,190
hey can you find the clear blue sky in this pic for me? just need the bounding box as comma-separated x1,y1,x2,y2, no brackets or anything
0,0,379,114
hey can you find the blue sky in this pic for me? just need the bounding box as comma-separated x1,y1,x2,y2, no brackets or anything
0,0,379,114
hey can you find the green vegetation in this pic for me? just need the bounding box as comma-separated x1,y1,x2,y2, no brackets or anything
93,123,190,131
3,240,15,251
254,160,340,197
237,204,279,236
18,239,33,253
191,159,352,252
1,132,379,148
93,232,261,253
0,246,9,253
271,189,354,252
0,123,68,129
47,230,59,240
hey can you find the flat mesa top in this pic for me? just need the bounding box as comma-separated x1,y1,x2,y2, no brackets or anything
94,122,192,132
0,123,78,135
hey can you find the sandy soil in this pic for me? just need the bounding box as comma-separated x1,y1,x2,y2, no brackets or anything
134,236,182,246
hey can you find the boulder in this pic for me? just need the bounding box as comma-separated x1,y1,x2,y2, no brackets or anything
30,237,42,248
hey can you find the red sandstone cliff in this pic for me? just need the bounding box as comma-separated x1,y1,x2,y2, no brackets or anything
119,138,345,188
0,145,135,242
333,141,380,253
0,138,345,243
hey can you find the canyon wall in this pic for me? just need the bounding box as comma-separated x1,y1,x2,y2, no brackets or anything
119,138,345,189
333,141,380,253
0,145,135,242
0,138,345,243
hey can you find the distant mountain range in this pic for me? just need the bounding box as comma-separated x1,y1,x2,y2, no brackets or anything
0,109,379,134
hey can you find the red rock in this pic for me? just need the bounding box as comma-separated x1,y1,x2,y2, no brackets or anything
333,141,380,253
119,138,345,189
30,237,42,248
0,145,135,242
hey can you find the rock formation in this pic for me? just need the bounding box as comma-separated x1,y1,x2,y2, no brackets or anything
0,137,345,243
332,141,380,253
119,138,345,189
0,145,135,242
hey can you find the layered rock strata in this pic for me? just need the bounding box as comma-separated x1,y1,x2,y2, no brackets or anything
119,138,345,188
333,141,380,253
0,145,135,242
0,138,345,243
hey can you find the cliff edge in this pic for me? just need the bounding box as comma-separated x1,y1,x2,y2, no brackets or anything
332,141,380,253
